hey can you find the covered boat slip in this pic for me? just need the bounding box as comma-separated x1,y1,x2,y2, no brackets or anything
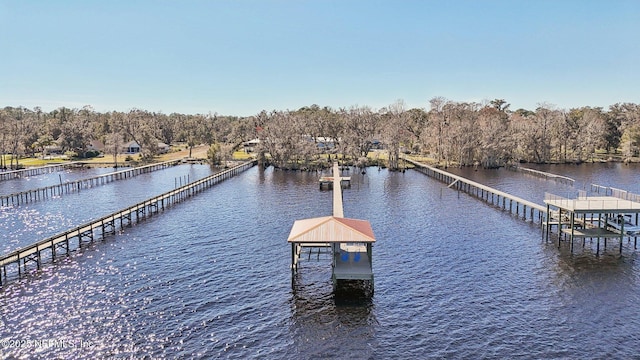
287,162,375,290
544,193,640,254
288,216,375,280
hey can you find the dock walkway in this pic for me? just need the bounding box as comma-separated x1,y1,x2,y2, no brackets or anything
0,162,83,181
0,160,256,286
509,165,575,186
1,160,181,207
405,157,547,222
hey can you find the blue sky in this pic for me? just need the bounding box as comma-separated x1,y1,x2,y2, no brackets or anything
1,0,638,115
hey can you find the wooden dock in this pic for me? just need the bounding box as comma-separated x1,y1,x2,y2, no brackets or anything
405,157,547,223
509,165,575,186
289,162,375,294
0,160,256,287
544,193,640,255
0,160,181,207
0,162,87,181
319,175,351,189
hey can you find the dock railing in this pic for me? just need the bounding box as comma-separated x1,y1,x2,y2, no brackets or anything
545,192,640,211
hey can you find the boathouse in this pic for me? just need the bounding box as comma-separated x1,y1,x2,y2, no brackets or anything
288,163,375,292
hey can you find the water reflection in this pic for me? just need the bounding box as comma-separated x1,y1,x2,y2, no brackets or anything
290,265,376,358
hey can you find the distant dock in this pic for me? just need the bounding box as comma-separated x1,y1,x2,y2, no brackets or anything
405,156,640,256
0,160,256,287
318,175,350,189
0,162,84,181
0,160,181,207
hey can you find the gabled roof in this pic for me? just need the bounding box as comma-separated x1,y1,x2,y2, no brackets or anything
287,216,375,243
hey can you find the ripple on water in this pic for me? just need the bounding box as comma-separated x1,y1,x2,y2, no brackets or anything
3,166,640,358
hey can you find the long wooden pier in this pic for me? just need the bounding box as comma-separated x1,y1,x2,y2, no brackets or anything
0,160,181,207
405,158,547,223
0,162,83,181
509,165,575,186
0,160,256,287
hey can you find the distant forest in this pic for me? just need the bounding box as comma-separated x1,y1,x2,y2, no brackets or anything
1,98,639,170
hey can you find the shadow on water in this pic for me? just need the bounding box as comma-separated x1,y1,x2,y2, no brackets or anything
289,265,377,358
334,280,374,305
543,235,640,293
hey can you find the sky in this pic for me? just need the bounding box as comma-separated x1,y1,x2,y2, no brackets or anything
1,0,639,116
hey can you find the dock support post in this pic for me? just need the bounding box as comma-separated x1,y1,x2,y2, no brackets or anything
620,220,624,254
569,213,575,254
545,204,550,242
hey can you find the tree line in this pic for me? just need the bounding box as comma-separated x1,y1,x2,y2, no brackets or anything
1,99,640,170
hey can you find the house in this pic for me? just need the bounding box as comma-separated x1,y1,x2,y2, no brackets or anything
242,139,260,153
88,139,105,152
314,136,337,151
125,141,141,154
43,142,63,156
125,141,170,154
157,142,170,154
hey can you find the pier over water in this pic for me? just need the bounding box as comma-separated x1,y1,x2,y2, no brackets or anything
288,162,375,294
406,156,640,256
405,157,547,222
0,160,256,287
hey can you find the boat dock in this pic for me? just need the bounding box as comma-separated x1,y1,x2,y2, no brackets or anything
0,160,256,287
544,192,640,255
509,165,575,186
405,157,640,256
0,162,84,181
288,162,375,293
405,158,547,223
318,175,351,189
0,160,181,207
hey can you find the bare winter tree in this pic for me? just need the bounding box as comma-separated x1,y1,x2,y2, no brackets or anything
381,100,408,171
533,103,562,163
341,106,380,163
478,101,512,167
427,97,450,165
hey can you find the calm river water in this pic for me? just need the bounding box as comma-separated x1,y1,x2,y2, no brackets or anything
1,162,640,359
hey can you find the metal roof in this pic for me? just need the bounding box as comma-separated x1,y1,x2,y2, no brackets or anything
287,216,375,243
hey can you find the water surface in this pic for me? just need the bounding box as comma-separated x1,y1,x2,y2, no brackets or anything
2,164,640,358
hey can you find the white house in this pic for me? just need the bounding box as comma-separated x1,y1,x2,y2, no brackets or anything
125,141,170,154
